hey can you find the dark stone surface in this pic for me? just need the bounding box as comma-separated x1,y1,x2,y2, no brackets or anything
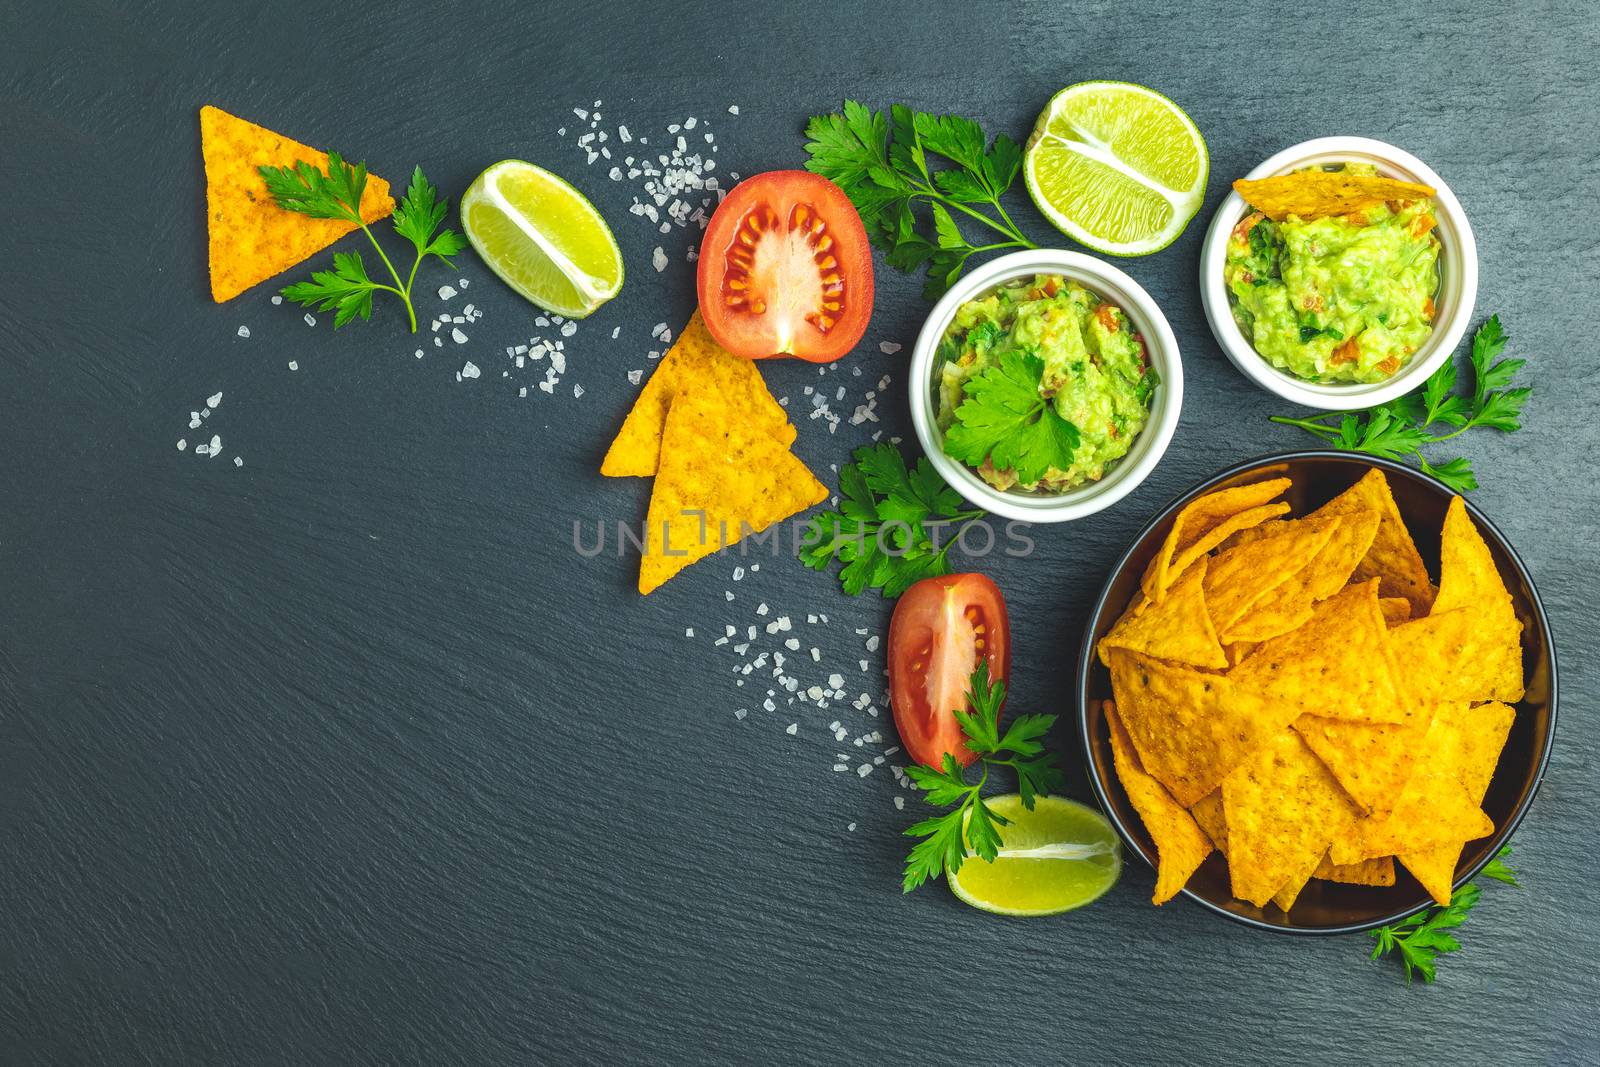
2,1,1596,1063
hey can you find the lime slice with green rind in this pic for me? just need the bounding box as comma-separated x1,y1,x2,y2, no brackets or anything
461,159,623,318
948,794,1123,916
1023,81,1208,256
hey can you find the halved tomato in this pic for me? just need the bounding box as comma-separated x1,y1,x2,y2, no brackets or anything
887,573,1011,768
697,170,873,363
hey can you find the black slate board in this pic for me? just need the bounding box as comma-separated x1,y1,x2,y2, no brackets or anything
2,1,1598,1063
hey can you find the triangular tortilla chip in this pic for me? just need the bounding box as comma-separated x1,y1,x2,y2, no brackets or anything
1222,730,1360,908
1390,606,1524,705
1222,509,1381,644
1204,514,1341,633
1233,170,1435,222
1228,580,1405,723
602,310,795,477
1433,496,1512,614
1313,854,1395,886
200,106,395,302
1106,702,1212,905
1107,649,1298,807
1140,478,1292,602
1396,701,1515,904
639,393,826,594
1294,701,1437,816
1328,701,1505,868
1097,558,1227,670
1316,468,1434,615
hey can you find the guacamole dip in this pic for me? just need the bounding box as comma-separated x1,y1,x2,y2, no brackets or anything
1224,164,1440,384
936,274,1154,493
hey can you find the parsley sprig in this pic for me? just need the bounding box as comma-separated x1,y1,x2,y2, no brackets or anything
943,350,1082,484
1369,846,1520,984
803,101,1037,298
799,443,986,597
901,663,1066,892
259,155,466,332
1270,316,1530,492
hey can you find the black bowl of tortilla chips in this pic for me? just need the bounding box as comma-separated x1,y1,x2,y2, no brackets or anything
1077,451,1556,933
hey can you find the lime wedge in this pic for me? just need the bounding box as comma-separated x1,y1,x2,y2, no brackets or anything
948,794,1122,916
461,160,623,318
1023,81,1208,256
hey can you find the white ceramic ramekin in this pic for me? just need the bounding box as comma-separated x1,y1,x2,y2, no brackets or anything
1198,136,1477,412
908,249,1183,523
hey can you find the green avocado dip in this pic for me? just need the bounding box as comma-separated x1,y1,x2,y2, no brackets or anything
1224,165,1440,384
936,273,1154,493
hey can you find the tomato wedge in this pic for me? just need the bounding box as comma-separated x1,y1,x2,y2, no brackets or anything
697,170,873,363
887,573,1011,768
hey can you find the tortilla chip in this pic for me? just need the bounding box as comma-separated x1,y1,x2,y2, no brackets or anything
1316,469,1434,615
639,393,826,594
1204,514,1341,633
1140,479,1292,602
1328,702,1503,868
1222,730,1360,908
1396,701,1515,904
1378,597,1412,626
1232,170,1435,222
1434,497,1511,614
1314,854,1396,886
200,106,395,303
1294,702,1436,816
1390,606,1524,704
602,310,796,477
1272,845,1333,912
1107,701,1212,905
1189,791,1228,853
1221,508,1381,644
1107,649,1299,807
1229,580,1405,723
1098,558,1228,670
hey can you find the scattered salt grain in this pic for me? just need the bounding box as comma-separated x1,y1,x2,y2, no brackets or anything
728,105,740,115
685,627,695,638
438,284,458,301
303,313,316,327
233,456,243,468
452,328,468,344
652,247,668,272
206,392,223,409
879,341,902,355
175,439,186,451
271,295,283,305
288,361,299,371
460,361,480,379
627,369,642,385
236,325,250,339
573,384,585,399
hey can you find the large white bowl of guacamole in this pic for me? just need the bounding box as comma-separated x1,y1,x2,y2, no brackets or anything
910,250,1182,523
1200,138,1478,412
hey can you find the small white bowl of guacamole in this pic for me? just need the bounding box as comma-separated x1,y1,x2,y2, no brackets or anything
909,249,1182,523
1200,137,1478,412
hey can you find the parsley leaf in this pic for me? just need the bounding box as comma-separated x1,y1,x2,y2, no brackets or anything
901,663,1066,892
799,443,985,597
943,349,1081,485
1368,846,1519,984
260,156,464,333
803,101,1037,299
1270,315,1530,491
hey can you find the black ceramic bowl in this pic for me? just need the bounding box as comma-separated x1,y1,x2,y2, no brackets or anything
1077,451,1557,934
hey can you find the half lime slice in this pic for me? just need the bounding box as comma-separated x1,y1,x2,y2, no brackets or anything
1023,81,1208,256
949,794,1123,916
461,160,623,318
